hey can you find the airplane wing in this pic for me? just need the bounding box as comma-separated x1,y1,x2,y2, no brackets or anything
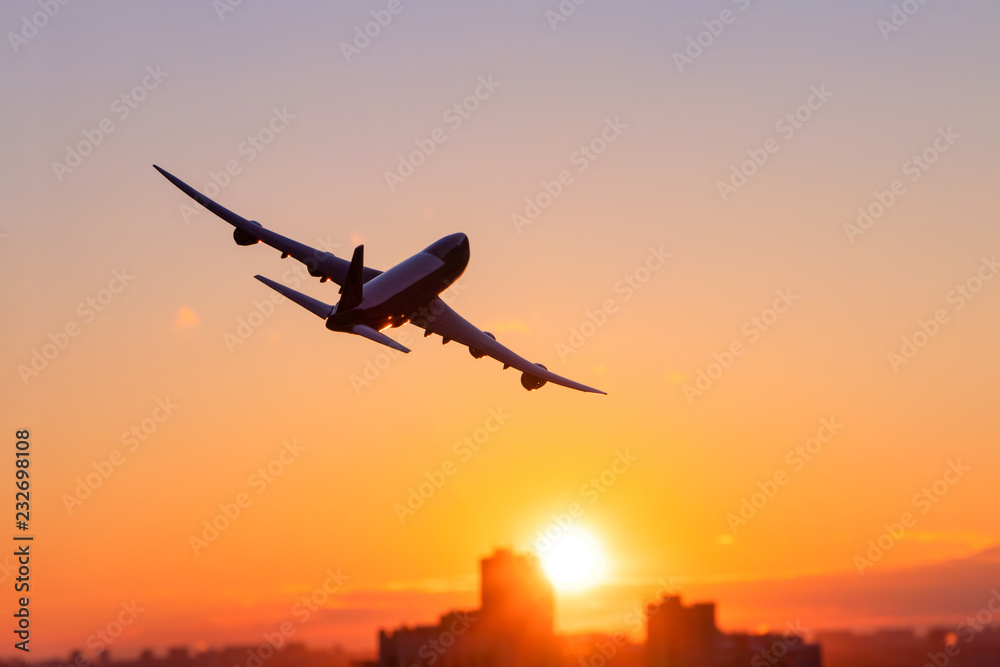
413,298,606,395
153,165,381,286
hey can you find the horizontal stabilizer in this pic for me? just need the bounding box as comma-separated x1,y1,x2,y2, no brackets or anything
350,324,411,354
254,275,333,319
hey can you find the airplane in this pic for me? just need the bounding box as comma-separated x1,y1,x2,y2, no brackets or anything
154,165,606,394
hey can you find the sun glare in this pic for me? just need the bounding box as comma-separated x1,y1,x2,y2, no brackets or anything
540,529,605,591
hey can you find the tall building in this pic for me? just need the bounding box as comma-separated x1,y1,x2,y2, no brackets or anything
378,549,555,667
646,595,820,667
480,547,555,635
646,596,719,667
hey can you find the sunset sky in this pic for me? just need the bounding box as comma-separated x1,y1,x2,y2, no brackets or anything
3,0,1000,659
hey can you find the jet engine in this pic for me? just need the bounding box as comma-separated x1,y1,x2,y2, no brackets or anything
469,332,496,359
307,251,334,278
233,220,263,246
520,363,548,391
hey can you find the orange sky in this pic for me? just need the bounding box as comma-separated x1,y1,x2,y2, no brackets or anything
2,0,1000,660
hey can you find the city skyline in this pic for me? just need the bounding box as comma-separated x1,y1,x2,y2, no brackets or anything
20,543,1000,662
22,547,1000,667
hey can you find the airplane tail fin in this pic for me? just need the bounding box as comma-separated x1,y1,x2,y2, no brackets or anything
337,245,365,312
254,275,334,318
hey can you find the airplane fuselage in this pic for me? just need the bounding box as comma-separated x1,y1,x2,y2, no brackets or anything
154,164,604,393
326,232,470,331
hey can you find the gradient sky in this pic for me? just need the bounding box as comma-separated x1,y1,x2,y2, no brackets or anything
3,0,1000,659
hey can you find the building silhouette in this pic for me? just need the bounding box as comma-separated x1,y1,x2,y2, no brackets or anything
378,548,557,667
645,595,820,667
816,625,1000,667
646,597,719,667
40,548,1000,667
378,551,821,667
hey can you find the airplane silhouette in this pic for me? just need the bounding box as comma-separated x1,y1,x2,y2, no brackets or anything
154,166,605,394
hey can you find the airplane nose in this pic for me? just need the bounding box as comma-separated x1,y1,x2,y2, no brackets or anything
453,233,470,265
424,233,470,262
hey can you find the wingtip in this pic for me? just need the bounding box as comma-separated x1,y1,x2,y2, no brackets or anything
253,274,280,289
153,164,181,186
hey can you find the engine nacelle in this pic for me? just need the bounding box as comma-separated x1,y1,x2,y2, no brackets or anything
233,220,263,246
233,228,259,246
520,363,548,391
307,251,333,278
469,331,496,359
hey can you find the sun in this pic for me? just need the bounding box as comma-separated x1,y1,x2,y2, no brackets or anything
540,529,605,591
